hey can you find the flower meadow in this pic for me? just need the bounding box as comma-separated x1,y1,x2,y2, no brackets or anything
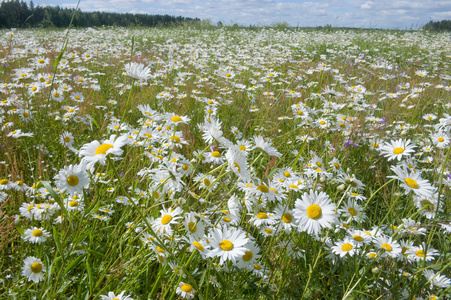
0,26,450,299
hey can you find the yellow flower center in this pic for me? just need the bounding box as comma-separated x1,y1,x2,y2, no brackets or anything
204,179,211,186
368,253,377,258
282,213,292,223
181,283,193,293
95,143,114,155
0,179,8,185
69,200,78,207
238,145,246,151
253,264,262,270
348,207,357,216
192,241,204,252
415,250,424,257
264,228,273,234
32,229,43,237
438,137,444,142
30,262,42,273
404,178,418,189
169,136,180,143
257,212,268,219
66,175,79,187
381,243,392,252
211,151,221,158
319,121,326,125
219,240,233,251
257,185,269,193
243,251,253,261
156,246,165,253
341,243,353,252
64,136,71,143
188,222,197,232
170,116,182,122
393,147,404,154
161,215,172,225
306,204,322,220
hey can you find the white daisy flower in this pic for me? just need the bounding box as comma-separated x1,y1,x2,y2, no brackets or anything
21,256,45,283
388,164,436,198
379,138,416,161
294,190,338,236
22,227,50,244
124,62,151,81
176,282,195,299
100,291,133,300
79,134,128,171
208,225,249,265
54,164,90,196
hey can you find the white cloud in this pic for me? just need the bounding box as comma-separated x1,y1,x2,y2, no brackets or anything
41,0,451,28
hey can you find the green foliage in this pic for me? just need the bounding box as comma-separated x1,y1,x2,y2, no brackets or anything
423,20,451,31
0,0,199,28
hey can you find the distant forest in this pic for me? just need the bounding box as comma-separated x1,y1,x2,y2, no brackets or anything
0,0,200,28
423,20,451,31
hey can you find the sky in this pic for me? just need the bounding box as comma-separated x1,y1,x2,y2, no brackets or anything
30,0,451,29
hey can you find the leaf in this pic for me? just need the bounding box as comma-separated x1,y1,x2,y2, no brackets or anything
53,40,68,70
86,256,93,293
41,181,68,216
53,226,65,262
63,255,85,275
16,226,24,236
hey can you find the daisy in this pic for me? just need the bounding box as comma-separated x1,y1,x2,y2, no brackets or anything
100,291,133,300
79,134,128,171
54,164,90,195
423,270,451,289
185,236,211,259
398,218,427,236
176,282,196,299
331,238,358,257
388,164,436,198
338,199,366,222
152,207,182,236
374,235,402,258
346,229,372,245
183,213,205,238
253,135,281,157
124,62,151,82
273,205,295,233
22,226,50,244
293,190,338,236
164,112,190,125
249,210,276,227
208,225,249,265
406,243,438,262
59,131,74,147
430,131,450,148
21,256,45,283
235,241,261,269
225,145,250,179
379,138,416,161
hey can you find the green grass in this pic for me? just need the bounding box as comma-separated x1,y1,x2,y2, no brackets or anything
0,26,450,299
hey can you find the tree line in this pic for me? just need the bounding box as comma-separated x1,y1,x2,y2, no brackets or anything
0,0,200,28
422,20,451,31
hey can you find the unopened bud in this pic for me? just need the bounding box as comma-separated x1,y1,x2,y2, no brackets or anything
337,184,346,191
372,267,380,274
319,177,326,183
